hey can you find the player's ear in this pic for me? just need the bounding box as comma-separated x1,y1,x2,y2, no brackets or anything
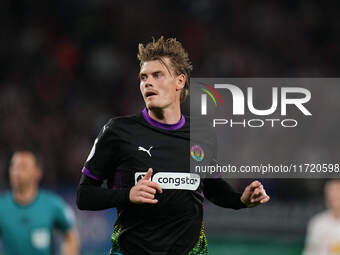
176,74,186,91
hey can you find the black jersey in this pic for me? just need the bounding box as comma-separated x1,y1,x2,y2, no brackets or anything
79,108,245,255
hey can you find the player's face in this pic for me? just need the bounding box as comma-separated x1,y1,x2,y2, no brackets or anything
139,58,184,110
9,153,41,190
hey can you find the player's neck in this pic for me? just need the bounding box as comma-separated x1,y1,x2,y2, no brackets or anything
148,104,181,124
13,186,38,205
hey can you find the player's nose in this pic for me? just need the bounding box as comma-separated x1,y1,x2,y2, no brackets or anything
145,82,153,88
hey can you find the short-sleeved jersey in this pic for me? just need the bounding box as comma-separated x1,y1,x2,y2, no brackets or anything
82,108,218,255
0,190,75,255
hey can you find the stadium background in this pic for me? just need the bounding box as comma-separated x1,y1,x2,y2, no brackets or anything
0,0,338,254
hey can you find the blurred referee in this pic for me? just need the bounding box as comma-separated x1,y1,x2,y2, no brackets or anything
0,151,79,255
77,37,270,255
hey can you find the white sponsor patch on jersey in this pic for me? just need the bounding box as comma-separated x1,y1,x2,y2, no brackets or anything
134,172,200,191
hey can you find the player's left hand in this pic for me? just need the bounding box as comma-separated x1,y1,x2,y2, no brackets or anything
240,180,270,208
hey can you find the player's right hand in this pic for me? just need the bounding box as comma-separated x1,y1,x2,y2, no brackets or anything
129,168,163,204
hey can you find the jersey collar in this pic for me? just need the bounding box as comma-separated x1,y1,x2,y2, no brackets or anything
142,108,185,130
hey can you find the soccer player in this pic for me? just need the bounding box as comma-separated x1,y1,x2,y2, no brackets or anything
77,37,270,255
303,180,340,255
0,151,79,255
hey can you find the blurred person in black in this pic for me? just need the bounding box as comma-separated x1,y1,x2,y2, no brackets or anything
303,179,340,255
76,37,270,255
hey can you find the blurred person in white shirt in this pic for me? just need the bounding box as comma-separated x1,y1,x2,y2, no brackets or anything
303,180,340,255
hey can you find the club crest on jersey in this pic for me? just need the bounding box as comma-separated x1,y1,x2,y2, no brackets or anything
191,145,204,162
138,146,153,157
